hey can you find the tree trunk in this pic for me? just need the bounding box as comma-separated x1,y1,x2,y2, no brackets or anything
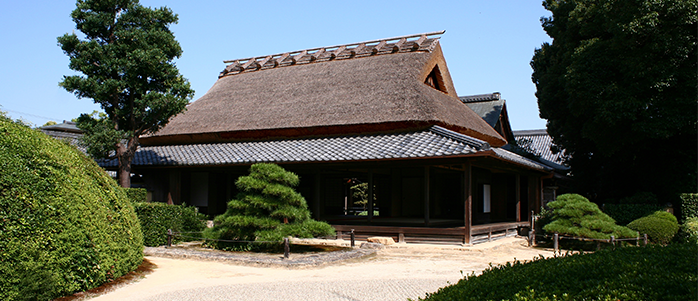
117,142,131,188
117,136,139,188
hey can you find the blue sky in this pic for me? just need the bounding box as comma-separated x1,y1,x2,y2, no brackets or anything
0,1,551,130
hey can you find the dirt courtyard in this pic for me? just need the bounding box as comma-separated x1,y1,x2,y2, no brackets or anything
91,237,555,301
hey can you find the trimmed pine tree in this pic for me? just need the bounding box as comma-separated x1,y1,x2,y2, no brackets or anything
204,163,334,249
544,194,637,239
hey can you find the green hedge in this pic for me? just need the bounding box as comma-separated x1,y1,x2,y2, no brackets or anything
420,244,697,301
679,217,698,244
627,211,679,245
125,188,147,203
0,116,143,300
681,193,698,220
133,202,207,247
603,203,664,226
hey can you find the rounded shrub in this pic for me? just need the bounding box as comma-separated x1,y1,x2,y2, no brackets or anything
627,211,679,245
0,117,143,300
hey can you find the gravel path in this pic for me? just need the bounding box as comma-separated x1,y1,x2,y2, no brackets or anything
92,237,554,301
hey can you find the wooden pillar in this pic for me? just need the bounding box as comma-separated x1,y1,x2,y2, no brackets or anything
463,163,472,245
167,171,181,205
528,176,538,220
314,170,321,220
368,169,374,223
424,166,430,227
516,174,521,222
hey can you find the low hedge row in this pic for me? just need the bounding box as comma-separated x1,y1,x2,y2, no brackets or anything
124,188,147,203
420,243,697,301
132,202,207,247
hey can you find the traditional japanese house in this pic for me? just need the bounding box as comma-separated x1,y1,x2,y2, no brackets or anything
104,31,553,244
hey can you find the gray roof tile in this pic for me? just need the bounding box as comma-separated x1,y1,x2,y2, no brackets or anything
100,126,549,172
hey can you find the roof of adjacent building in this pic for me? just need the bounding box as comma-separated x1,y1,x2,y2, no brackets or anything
513,129,567,167
102,126,549,171
459,92,514,142
41,121,86,153
142,32,506,148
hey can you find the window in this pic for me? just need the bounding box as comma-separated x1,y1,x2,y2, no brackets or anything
424,65,447,94
483,184,491,213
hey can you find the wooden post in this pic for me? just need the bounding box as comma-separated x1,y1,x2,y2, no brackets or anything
167,229,173,247
610,235,615,247
424,166,430,227
463,163,472,245
283,237,290,259
529,229,536,247
643,234,648,246
553,233,559,253
368,169,374,223
337,230,343,240
350,229,355,248
398,232,405,244
313,170,321,220
516,175,521,222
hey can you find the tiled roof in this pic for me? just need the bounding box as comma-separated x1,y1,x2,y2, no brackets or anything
492,148,552,172
458,92,501,103
101,126,506,168
102,126,487,167
513,129,566,165
219,31,444,78
41,129,86,153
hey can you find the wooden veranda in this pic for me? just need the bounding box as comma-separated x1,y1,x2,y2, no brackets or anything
333,221,529,245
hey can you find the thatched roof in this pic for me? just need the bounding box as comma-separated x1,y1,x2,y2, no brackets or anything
142,32,506,147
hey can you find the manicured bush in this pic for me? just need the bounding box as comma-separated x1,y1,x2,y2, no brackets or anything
132,202,207,247
204,163,335,249
627,211,679,245
543,194,637,239
681,193,698,220
603,203,663,226
0,116,143,300
125,187,147,203
419,244,697,301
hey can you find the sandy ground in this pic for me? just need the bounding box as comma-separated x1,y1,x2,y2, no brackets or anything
91,237,555,301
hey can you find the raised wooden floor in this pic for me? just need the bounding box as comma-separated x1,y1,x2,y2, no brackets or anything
333,221,529,245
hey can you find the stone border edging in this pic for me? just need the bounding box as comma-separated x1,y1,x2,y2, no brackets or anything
144,246,377,268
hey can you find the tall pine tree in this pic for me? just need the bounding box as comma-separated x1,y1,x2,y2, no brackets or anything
58,0,194,187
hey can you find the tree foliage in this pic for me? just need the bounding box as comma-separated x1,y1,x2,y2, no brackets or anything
204,164,335,247
543,194,637,239
58,0,194,187
531,0,697,202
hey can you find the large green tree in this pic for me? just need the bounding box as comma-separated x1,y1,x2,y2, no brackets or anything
531,0,697,203
58,0,194,187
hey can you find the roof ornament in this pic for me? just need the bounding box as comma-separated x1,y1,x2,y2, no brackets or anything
219,31,446,78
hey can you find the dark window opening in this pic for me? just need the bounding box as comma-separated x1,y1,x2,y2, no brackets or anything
424,65,447,94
